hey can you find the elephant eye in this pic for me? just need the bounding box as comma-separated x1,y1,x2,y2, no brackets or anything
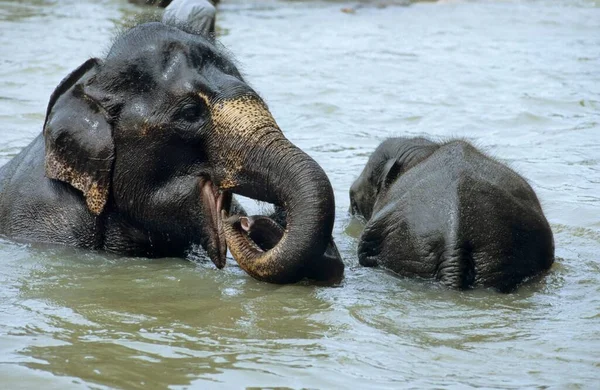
177,102,206,122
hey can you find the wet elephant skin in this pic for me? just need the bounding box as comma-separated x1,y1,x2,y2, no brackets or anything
0,21,337,284
350,137,554,292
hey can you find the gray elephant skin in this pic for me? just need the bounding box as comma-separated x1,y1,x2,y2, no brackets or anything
350,138,554,292
0,21,337,284
225,213,344,285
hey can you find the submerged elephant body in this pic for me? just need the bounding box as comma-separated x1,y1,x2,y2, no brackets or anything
350,138,554,292
0,21,338,284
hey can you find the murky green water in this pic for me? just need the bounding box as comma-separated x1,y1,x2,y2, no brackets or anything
1,0,599,388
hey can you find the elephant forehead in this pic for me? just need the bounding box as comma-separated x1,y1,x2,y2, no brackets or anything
200,93,280,137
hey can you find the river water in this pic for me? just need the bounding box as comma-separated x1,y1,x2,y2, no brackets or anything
1,0,599,388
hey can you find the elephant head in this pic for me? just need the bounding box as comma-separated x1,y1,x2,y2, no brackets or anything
42,22,336,283
349,137,439,220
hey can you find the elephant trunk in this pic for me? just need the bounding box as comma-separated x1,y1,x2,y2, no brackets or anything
225,137,335,283
208,95,335,284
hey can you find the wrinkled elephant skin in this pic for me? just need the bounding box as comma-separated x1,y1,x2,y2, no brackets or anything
350,138,554,292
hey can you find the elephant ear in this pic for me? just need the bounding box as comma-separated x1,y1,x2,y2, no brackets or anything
378,141,441,194
43,58,115,216
379,158,403,194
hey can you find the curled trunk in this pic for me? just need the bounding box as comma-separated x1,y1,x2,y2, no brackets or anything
235,215,344,284
206,95,337,284
222,135,336,283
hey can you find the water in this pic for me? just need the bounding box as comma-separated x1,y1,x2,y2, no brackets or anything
1,0,599,388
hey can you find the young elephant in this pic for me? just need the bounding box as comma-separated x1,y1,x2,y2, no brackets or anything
224,214,345,284
0,21,337,284
350,138,554,292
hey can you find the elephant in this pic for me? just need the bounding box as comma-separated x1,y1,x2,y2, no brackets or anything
0,21,337,284
127,0,219,8
127,0,173,6
162,0,218,36
349,137,554,292
224,213,345,284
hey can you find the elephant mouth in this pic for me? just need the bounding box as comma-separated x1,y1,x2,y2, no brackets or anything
200,178,232,269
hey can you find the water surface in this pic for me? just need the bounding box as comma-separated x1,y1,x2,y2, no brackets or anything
1,0,599,388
